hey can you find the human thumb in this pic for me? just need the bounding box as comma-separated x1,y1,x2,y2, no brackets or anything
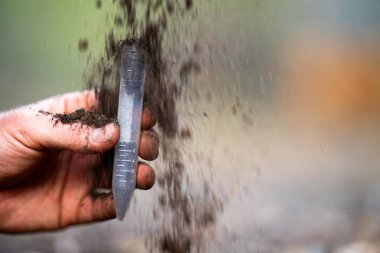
12,109,120,153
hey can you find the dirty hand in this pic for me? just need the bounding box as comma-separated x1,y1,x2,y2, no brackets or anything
0,91,159,233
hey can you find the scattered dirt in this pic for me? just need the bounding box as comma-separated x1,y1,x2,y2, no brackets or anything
96,0,102,9
114,16,124,27
232,105,237,115
242,112,254,127
180,126,192,139
78,39,89,52
82,0,223,252
52,108,117,128
180,59,201,83
185,0,193,10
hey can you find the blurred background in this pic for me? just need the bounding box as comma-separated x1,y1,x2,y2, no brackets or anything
1,0,380,252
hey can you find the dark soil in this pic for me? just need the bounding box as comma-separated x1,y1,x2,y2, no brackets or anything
96,0,102,9
78,39,89,52
52,108,117,128
180,126,192,139
180,59,201,82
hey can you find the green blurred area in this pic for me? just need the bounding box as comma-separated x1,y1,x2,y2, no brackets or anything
1,0,380,111
0,0,119,110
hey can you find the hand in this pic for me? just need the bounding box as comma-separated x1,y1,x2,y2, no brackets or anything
0,91,159,233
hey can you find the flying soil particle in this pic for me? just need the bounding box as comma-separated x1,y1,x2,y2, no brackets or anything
242,112,254,127
114,16,124,27
180,126,192,139
78,39,89,52
185,0,193,10
179,59,201,83
167,1,175,14
96,0,102,9
232,105,237,115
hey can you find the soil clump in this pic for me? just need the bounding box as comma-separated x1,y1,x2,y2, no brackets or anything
52,108,117,128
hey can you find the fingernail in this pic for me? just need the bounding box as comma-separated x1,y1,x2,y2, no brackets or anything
93,125,115,143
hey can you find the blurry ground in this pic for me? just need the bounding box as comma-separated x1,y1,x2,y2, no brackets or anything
2,0,380,252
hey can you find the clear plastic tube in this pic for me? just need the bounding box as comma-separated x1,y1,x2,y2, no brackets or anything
113,42,145,221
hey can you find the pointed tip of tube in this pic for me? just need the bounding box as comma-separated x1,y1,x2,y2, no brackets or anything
117,215,125,222
114,199,129,222
113,186,134,222
115,203,128,222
